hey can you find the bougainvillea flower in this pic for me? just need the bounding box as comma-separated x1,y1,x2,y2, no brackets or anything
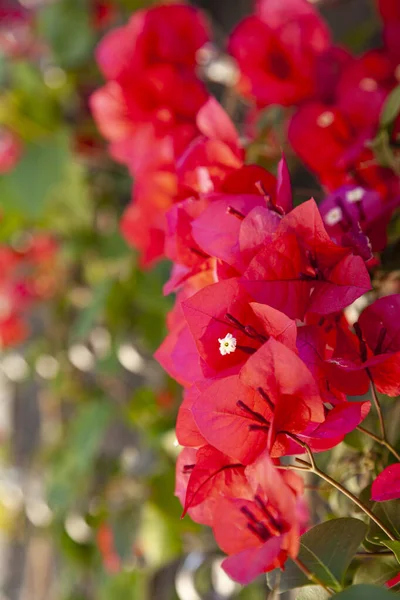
0,128,23,174
191,374,275,465
176,98,243,196
326,295,400,396
91,70,208,167
176,386,208,448
190,194,267,271
319,185,400,254
287,102,360,190
239,338,325,456
182,278,297,377
297,324,346,404
119,130,178,265
175,446,216,525
0,4,36,58
288,99,399,196
228,0,330,107
96,4,209,84
165,154,292,290
377,0,400,63
181,445,248,519
242,200,371,319
191,337,325,463
314,46,353,105
337,50,395,127
273,400,370,457
155,320,203,388
92,0,117,30
371,463,400,501
213,450,303,584
91,3,210,168
0,314,28,349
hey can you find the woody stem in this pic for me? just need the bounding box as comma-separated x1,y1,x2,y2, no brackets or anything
357,425,400,462
310,468,396,542
293,557,335,595
367,371,386,442
284,434,397,541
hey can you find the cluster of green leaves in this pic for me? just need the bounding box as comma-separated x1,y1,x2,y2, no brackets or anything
268,515,400,599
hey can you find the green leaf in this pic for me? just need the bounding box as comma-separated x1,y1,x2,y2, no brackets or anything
380,85,400,128
296,586,331,600
38,0,95,69
0,131,70,219
369,130,398,170
354,556,399,586
381,541,400,565
137,502,182,568
47,401,112,516
332,584,398,599
367,501,400,547
71,279,112,341
267,518,367,593
99,571,148,600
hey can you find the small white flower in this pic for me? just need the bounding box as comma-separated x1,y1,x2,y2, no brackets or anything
218,333,237,356
325,207,343,226
346,187,365,203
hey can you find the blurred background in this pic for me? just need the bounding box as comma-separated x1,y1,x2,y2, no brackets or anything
0,0,384,599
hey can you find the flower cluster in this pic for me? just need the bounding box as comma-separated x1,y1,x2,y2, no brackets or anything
92,0,400,585
229,0,400,251
0,234,59,348
90,3,211,265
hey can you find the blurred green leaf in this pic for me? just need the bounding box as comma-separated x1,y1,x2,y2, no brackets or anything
137,502,182,568
47,401,112,516
99,571,148,600
44,158,92,233
71,279,112,341
380,86,400,129
370,130,398,170
0,130,70,219
38,0,95,69
268,518,367,592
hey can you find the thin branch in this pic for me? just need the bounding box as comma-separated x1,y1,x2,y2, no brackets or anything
282,433,397,542
293,557,335,595
357,425,400,462
367,371,386,441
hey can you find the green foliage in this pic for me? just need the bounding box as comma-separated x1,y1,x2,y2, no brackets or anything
380,86,400,129
332,584,398,599
268,518,367,593
0,130,71,218
137,502,182,568
99,571,148,600
38,0,95,69
381,541,400,565
47,401,113,516
71,279,113,341
367,501,400,547
354,556,400,586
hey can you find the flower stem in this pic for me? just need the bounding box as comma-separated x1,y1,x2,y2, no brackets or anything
283,433,397,542
310,466,396,542
293,556,335,595
367,371,386,441
357,425,400,462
